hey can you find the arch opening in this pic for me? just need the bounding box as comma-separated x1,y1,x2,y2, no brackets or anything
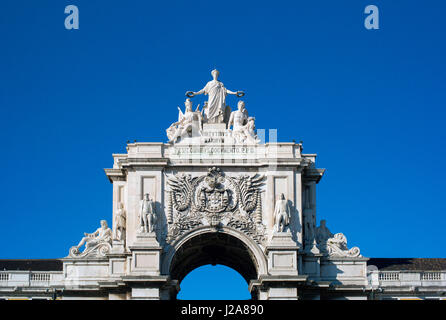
177,264,251,300
168,231,261,299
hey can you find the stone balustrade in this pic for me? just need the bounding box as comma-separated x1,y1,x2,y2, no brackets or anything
368,271,446,287
0,271,64,287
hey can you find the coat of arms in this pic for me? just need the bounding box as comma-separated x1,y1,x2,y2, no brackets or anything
196,168,234,213
166,167,266,243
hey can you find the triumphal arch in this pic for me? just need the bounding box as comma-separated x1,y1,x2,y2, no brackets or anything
62,70,367,300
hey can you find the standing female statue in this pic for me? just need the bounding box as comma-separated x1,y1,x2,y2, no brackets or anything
186,69,244,123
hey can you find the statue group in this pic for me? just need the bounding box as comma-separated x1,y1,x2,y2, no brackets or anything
166,69,259,144
315,220,361,257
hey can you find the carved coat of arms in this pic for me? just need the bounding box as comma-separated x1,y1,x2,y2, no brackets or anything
166,167,265,244
196,169,232,213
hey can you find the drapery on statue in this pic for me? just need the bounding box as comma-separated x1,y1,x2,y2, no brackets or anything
69,220,112,258
113,202,126,241
315,219,361,257
186,69,244,124
139,193,157,233
166,98,202,143
274,193,291,232
227,100,259,143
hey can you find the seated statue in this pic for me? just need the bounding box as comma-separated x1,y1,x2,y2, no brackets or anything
166,98,202,143
244,117,259,143
227,101,259,143
69,220,112,258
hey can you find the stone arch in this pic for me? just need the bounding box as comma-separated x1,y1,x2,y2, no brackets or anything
162,226,268,296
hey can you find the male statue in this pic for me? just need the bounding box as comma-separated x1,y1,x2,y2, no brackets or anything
228,100,248,127
186,69,244,123
139,193,157,233
274,193,291,232
113,202,126,241
75,220,112,252
315,219,333,246
227,101,258,143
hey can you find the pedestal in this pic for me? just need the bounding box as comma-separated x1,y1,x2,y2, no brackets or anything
201,123,230,143
134,232,160,247
266,232,299,276
111,240,125,254
129,233,162,276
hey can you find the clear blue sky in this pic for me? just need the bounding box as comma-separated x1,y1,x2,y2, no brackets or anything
1,1,445,299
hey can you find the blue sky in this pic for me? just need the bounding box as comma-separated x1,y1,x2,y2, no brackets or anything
0,1,445,299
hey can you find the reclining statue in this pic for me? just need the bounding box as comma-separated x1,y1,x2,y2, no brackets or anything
69,220,112,258
315,219,361,257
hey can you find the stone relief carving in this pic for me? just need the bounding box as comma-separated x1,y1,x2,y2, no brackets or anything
315,219,361,258
166,167,266,244
69,220,112,258
273,193,291,232
113,202,126,241
139,193,157,233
